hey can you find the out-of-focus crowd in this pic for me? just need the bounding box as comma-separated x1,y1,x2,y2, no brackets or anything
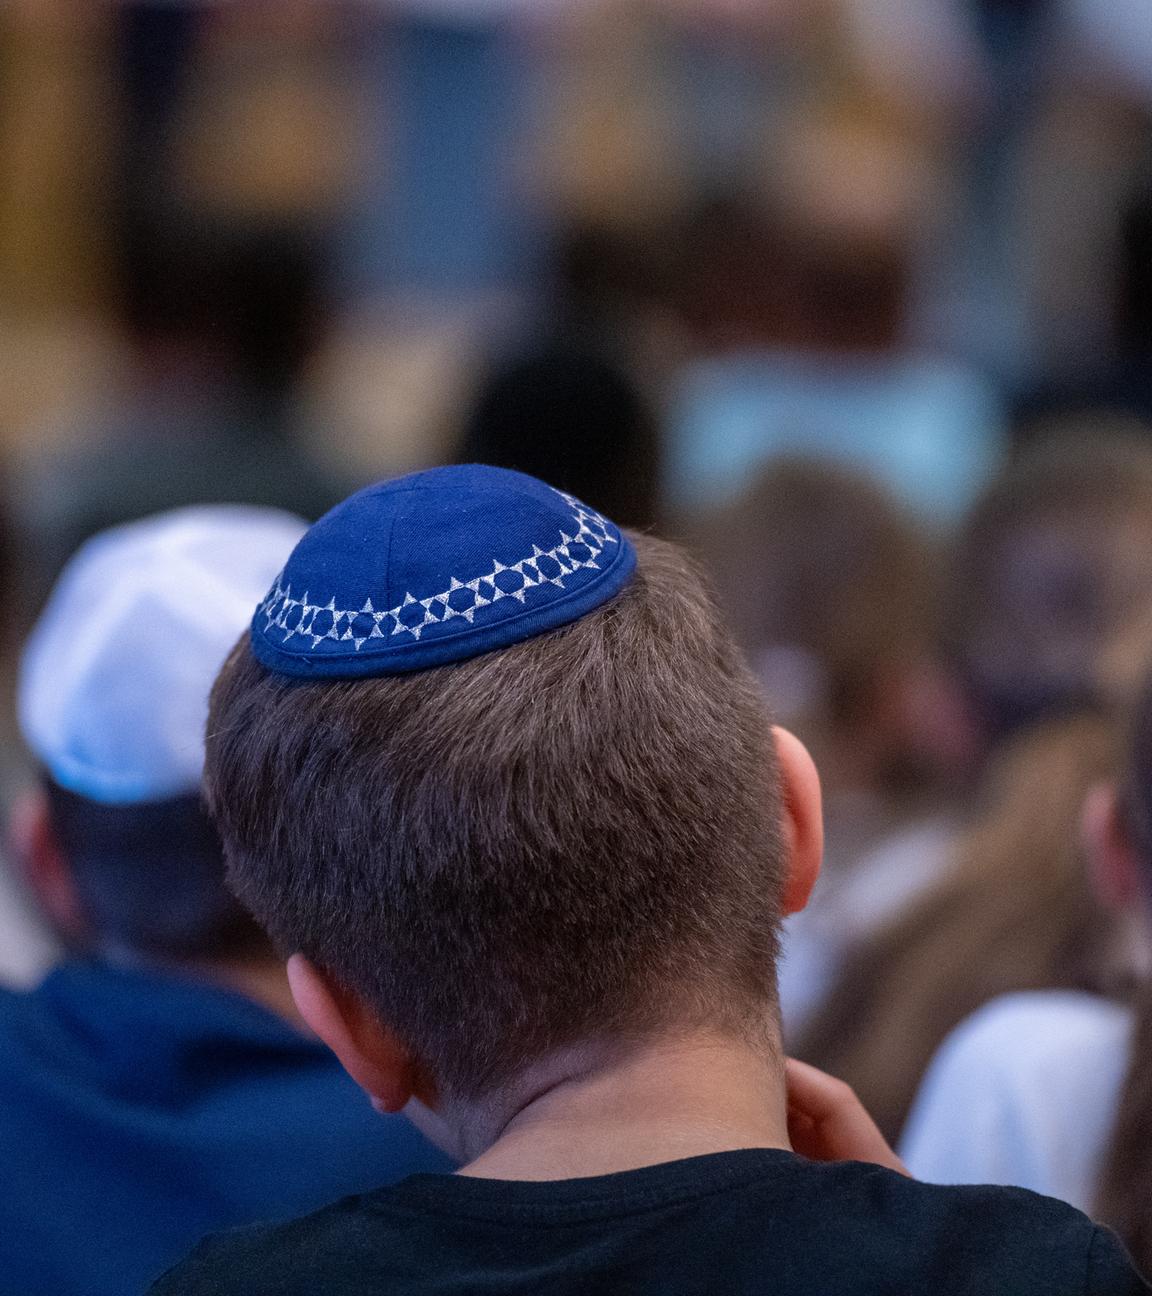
4,1,1152,1292
4,0,1151,512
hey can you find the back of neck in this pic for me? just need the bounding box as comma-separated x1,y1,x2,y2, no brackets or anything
457,1030,791,1181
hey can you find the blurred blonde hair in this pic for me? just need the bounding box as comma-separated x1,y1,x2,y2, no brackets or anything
1096,665,1152,1274
796,709,1121,1141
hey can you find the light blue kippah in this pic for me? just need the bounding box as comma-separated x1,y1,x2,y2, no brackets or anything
251,464,638,678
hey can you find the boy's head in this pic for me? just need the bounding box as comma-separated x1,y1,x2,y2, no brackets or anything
16,506,305,959
205,467,820,1108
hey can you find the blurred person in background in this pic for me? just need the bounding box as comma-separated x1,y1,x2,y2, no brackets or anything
902,659,1152,1280
457,343,662,532
798,707,1119,1143
1016,183,1152,434
794,431,1152,1137
662,192,1005,526
1006,0,1152,417
912,0,1057,382
941,432,1152,747
518,0,1006,528
636,0,1003,526
691,456,946,1035
16,210,350,602
0,508,450,1296
12,0,354,603
342,0,549,318
454,211,663,533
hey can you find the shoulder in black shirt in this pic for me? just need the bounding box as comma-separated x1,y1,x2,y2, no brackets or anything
151,1149,1148,1295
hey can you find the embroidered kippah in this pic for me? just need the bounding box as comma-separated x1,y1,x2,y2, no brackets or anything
251,464,637,678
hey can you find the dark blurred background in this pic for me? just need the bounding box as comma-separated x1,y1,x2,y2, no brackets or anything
4,0,1150,547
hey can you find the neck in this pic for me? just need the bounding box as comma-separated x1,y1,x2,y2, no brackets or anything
453,1028,792,1181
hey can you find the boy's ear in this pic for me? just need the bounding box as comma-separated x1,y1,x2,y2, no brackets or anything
10,790,86,942
287,954,420,1113
772,727,823,916
1082,783,1145,912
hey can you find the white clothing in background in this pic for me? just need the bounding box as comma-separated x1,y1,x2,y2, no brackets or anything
779,817,954,1040
900,991,1133,1214
666,354,1005,526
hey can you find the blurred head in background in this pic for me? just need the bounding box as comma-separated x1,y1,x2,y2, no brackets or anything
0,502,453,1296
791,431,1152,1127
457,345,662,533
894,654,1152,1274
797,704,1121,1142
945,429,1152,755
778,429,1152,1060
114,213,328,437
14,505,305,966
695,455,939,830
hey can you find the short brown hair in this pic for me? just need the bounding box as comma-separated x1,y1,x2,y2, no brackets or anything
205,534,784,1099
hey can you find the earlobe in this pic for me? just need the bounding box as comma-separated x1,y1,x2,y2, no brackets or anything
771,727,824,916
287,954,417,1113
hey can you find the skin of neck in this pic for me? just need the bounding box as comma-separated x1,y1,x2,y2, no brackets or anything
425,1022,792,1181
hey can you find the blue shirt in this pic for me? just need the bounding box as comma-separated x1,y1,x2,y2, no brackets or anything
0,959,452,1296
666,351,1006,525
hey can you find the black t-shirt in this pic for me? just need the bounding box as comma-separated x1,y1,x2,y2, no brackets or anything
151,1149,1147,1295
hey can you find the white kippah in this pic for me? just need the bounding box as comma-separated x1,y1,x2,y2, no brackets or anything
19,506,306,805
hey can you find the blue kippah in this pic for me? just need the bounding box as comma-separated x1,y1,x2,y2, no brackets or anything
251,465,637,678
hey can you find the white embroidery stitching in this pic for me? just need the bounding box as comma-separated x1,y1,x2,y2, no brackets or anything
258,491,619,651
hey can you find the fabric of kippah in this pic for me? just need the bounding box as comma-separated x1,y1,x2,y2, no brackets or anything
250,465,637,678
